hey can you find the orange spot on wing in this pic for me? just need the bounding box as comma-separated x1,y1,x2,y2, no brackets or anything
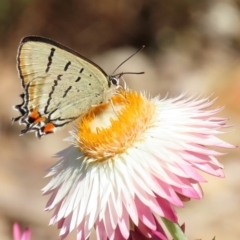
29,109,46,123
43,123,55,134
29,109,40,120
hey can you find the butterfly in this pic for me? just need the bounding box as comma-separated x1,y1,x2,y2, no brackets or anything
12,36,122,138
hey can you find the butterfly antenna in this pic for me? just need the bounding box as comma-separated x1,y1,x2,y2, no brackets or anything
112,45,145,75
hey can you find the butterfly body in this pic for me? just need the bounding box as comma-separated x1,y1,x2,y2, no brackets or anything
13,36,119,138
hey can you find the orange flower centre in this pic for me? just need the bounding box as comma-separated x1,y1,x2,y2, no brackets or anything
76,91,156,162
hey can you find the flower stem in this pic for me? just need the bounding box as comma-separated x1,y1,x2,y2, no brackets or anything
162,218,188,240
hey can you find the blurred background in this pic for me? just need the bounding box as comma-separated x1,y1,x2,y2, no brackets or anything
0,0,240,239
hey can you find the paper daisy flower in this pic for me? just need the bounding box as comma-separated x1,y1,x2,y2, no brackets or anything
13,223,31,240
43,90,234,240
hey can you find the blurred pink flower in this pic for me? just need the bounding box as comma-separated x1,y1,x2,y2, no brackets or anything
13,223,31,240
43,91,234,240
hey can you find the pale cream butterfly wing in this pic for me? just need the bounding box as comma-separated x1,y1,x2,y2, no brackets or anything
13,36,119,138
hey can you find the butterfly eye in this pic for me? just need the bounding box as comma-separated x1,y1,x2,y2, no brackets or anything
110,76,119,86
